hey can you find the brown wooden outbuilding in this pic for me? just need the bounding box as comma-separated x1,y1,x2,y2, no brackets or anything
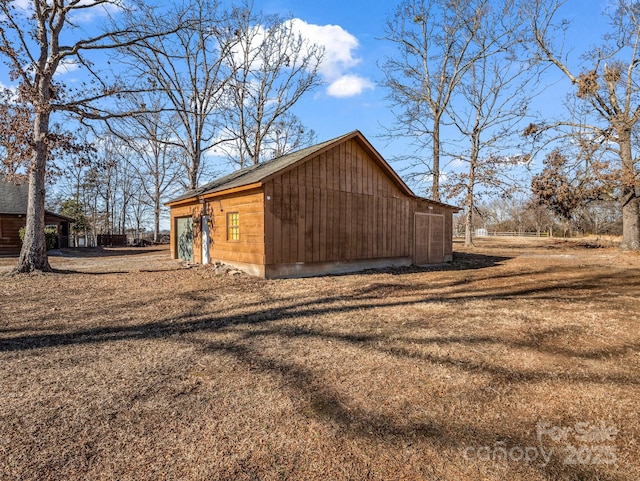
166,130,459,278
0,177,72,256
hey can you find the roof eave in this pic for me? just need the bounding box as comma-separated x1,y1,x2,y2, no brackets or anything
165,182,263,207
414,196,461,211
45,211,76,222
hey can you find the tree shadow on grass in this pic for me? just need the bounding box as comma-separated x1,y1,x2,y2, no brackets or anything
50,267,183,275
331,252,513,278
187,335,628,481
2,268,638,380
1,265,636,480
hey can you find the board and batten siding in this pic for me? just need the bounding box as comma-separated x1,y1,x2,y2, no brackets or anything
414,200,454,261
263,138,414,268
169,188,266,274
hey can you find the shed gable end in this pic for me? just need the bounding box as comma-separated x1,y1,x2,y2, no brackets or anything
268,139,406,198
263,138,415,267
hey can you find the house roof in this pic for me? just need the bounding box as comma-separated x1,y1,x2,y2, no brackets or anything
169,131,361,204
0,176,75,221
0,176,30,214
167,130,459,210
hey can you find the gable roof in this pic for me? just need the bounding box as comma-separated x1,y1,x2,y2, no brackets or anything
0,176,30,214
167,130,459,211
167,130,418,205
0,176,75,221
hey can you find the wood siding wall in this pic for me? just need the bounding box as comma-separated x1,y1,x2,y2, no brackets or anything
263,138,416,265
0,214,71,255
206,189,265,265
0,214,24,255
169,189,266,267
414,200,454,259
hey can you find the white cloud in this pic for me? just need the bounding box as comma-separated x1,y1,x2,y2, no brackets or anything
68,1,122,23
224,17,371,99
327,74,374,98
56,59,81,76
289,19,372,98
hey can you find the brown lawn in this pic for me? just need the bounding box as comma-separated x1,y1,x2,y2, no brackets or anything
0,238,639,481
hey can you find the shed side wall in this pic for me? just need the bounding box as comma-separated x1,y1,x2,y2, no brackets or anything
264,138,414,265
206,189,266,265
170,188,265,266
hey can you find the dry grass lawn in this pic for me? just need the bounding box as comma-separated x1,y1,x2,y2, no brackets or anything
0,238,639,480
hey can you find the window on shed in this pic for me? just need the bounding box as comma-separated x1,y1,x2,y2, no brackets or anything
227,212,240,241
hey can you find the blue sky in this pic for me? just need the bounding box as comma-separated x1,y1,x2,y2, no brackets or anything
257,0,405,149
1,0,614,198
244,0,613,193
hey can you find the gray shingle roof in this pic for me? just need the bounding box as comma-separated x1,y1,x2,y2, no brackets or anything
168,131,359,204
0,176,76,220
167,131,460,211
0,177,29,214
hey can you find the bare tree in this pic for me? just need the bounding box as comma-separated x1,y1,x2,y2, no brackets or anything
110,95,182,241
80,166,104,245
0,0,180,273
119,0,233,190
380,0,488,201
527,0,640,249
522,199,555,236
217,4,324,168
262,112,317,161
444,0,535,246
81,135,142,238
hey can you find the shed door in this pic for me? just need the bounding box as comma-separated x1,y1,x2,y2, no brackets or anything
414,213,445,264
176,216,193,262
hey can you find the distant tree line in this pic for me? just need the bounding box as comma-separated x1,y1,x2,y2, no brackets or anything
457,196,622,239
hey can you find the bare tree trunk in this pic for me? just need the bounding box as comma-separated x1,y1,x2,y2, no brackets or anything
154,198,160,243
464,165,476,247
120,202,127,236
432,119,441,202
464,205,473,246
189,142,201,189
619,131,640,249
12,112,51,273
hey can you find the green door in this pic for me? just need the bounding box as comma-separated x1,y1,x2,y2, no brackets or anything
176,217,193,261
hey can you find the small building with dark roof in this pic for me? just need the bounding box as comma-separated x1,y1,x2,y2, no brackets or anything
0,177,72,256
166,130,459,278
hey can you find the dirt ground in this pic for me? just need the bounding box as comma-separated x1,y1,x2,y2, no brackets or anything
0,238,639,481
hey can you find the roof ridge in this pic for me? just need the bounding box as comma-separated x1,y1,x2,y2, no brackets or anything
168,131,361,204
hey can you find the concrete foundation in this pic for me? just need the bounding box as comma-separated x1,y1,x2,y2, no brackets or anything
263,257,414,279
